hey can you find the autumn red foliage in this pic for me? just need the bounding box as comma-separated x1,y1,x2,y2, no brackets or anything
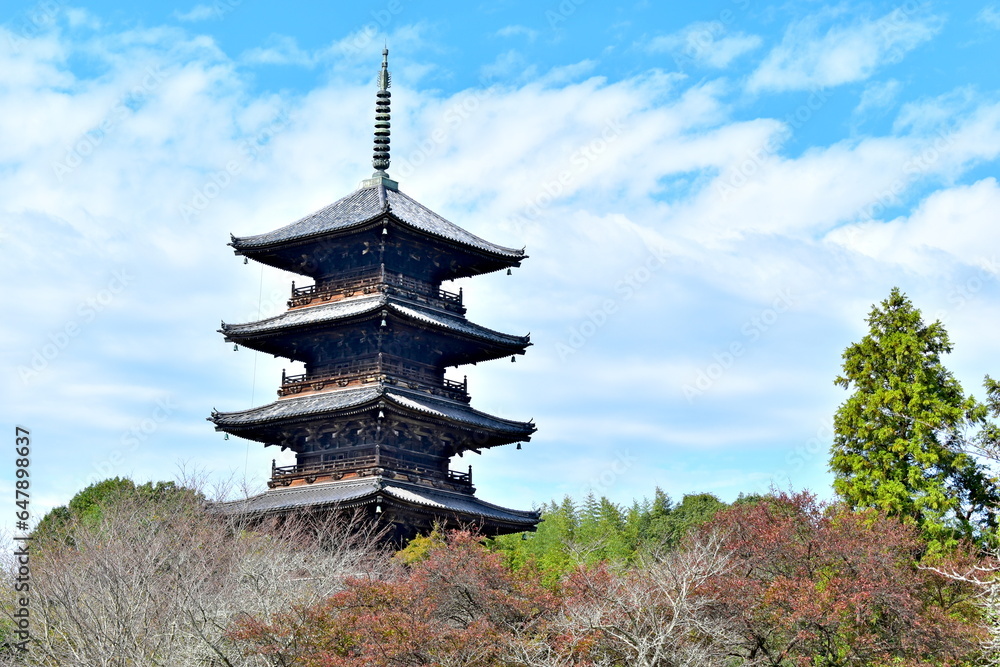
228,498,986,666
701,491,983,666
227,530,562,666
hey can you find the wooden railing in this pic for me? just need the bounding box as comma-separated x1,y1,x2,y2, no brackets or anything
288,265,463,313
270,456,472,487
278,357,469,402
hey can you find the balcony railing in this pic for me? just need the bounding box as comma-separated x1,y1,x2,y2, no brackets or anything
270,456,472,487
288,265,464,313
278,358,469,402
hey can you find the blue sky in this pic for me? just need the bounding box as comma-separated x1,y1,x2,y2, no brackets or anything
3,0,1000,529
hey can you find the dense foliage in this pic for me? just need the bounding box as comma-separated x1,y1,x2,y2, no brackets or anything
831,287,999,550
31,476,200,543
3,478,996,666
228,492,986,666
2,479,385,665
703,491,982,665
490,489,728,581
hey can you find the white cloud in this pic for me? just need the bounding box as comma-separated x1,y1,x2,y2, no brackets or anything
174,4,219,23
241,35,315,66
827,177,1000,272
239,23,431,72
65,8,102,29
748,7,942,92
979,5,1000,29
4,14,1000,520
854,78,902,116
479,49,535,81
496,25,538,41
647,21,762,69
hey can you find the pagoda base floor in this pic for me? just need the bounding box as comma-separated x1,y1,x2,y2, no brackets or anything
210,475,539,544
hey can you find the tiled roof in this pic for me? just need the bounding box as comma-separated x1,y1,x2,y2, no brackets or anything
220,293,529,348
381,482,540,524
212,476,540,525
211,385,381,426
231,184,524,259
210,384,535,436
213,477,380,514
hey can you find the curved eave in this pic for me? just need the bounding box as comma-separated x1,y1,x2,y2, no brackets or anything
209,385,535,443
229,185,526,266
220,294,531,352
232,216,526,266
210,476,540,527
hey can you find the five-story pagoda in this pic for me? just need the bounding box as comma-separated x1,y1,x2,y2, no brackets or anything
209,50,539,540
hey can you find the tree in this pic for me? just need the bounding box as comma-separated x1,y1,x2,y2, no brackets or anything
32,477,201,543
229,530,561,667
702,491,983,665
230,528,739,667
655,493,726,549
9,478,384,666
559,531,738,667
963,375,1000,467
831,287,999,549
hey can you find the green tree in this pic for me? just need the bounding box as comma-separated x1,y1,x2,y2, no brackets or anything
656,493,727,548
831,287,999,550
33,477,201,544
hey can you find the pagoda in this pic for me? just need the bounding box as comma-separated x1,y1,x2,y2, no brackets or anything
209,50,539,541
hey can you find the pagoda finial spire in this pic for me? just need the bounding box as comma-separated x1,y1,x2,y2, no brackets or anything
362,48,398,190
373,48,391,175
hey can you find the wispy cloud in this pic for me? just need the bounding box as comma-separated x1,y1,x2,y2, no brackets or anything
647,21,762,69
174,4,220,23
979,5,1000,29
241,35,316,66
4,7,1000,521
748,7,942,92
854,79,902,116
497,24,538,41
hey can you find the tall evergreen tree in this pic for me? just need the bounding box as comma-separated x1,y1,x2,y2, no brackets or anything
831,287,999,549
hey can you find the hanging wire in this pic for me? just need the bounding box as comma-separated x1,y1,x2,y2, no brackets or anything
244,263,265,480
